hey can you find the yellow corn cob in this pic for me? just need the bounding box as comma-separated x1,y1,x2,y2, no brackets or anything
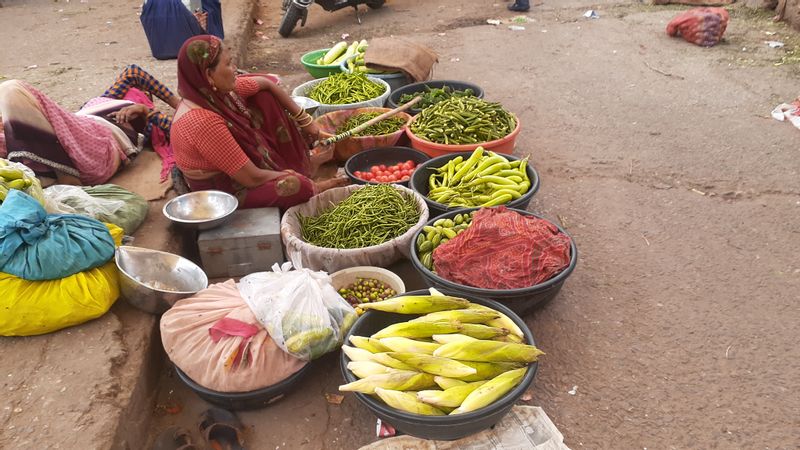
341,345,373,362
431,333,477,344
372,320,462,339
468,303,525,339
349,336,391,353
493,334,524,344
374,388,446,416
451,368,526,414
457,361,525,382
358,295,470,314
434,340,544,363
388,352,477,378
347,361,394,379
339,371,436,394
434,376,467,390
370,352,416,371
379,337,441,355
411,309,500,324
417,381,486,408
459,323,510,340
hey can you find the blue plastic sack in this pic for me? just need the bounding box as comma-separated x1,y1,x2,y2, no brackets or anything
0,190,116,281
140,0,224,60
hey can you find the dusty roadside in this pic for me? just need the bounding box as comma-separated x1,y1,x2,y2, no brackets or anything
1,0,799,449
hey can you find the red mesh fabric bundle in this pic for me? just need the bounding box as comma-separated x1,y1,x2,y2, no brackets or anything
666,7,729,48
432,207,572,290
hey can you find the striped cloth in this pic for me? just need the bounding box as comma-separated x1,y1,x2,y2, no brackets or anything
100,64,177,137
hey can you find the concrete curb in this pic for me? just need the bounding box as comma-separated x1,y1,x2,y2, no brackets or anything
223,0,260,65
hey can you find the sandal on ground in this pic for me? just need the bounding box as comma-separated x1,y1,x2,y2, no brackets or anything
152,426,197,450
199,408,246,450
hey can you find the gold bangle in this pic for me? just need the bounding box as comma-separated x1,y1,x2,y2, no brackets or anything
297,115,314,128
295,112,312,124
290,109,305,120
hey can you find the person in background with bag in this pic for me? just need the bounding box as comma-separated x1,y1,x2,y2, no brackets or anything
0,65,179,186
141,0,224,60
170,35,348,210
507,0,530,12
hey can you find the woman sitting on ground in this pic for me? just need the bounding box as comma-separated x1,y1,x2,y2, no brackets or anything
0,65,178,185
170,35,348,210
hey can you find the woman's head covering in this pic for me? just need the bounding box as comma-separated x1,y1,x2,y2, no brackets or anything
177,35,224,107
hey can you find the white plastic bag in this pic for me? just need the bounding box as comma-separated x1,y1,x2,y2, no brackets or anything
238,262,357,361
44,185,125,216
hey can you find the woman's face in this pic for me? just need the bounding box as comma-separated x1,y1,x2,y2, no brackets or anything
206,46,237,93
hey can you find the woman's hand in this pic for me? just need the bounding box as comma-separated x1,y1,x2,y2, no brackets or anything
309,142,335,176
313,175,350,194
109,104,150,124
301,121,322,145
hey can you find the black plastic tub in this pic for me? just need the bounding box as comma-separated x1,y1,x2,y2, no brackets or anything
409,152,540,219
174,363,312,411
344,146,431,187
409,208,577,316
340,288,538,441
386,80,485,115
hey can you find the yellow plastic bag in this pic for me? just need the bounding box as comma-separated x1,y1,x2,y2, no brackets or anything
0,224,123,336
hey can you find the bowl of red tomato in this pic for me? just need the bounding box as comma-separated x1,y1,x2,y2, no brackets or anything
344,146,431,187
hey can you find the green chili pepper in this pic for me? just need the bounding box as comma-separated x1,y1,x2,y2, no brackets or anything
298,184,420,249
410,96,516,145
398,86,476,110
335,112,407,137
307,72,386,105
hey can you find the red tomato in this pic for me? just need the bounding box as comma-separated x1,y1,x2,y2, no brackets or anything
401,175,410,181
370,166,380,174
379,164,387,171
363,172,373,180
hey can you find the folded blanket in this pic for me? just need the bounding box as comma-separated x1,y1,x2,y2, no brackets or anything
364,37,438,82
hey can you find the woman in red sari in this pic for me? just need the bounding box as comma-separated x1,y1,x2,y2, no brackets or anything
171,35,348,209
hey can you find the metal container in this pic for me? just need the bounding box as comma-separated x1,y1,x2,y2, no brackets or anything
162,190,238,231
197,207,284,279
115,246,209,315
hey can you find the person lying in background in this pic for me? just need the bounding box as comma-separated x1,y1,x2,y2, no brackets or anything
171,35,347,210
0,65,178,185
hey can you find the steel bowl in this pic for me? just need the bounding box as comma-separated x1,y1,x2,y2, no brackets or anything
291,95,320,116
162,190,238,230
115,246,209,315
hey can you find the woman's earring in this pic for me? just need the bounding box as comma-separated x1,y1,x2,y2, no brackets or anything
212,85,218,92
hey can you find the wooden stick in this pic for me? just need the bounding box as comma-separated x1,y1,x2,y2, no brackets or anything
313,96,423,147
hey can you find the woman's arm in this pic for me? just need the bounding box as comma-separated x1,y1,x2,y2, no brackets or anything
231,160,296,189
250,76,305,118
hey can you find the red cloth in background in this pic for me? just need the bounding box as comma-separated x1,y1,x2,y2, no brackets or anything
433,206,572,290
666,7,729,48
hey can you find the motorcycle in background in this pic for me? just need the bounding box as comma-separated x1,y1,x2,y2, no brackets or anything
279,0,385,38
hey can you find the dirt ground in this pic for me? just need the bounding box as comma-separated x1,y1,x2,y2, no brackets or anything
2,0,800,449
153,1,800,449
